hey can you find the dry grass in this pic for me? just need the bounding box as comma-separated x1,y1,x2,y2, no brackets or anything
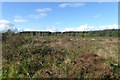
2,35,120,78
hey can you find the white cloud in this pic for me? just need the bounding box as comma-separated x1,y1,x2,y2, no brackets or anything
55,22,62,25
23,27,58,32
14,19,27,22
93,14,101,18
28,13,47,19
0,19,14,32
23,26,59,32
13,8,51,21
14,15,27,22
59,3,85,8
45,27,59,32
10,27,24,32
36,8,52,12
1,20,117,33
20,24,118,32
96,0,116,2
0,19,25,33
63,24,118,32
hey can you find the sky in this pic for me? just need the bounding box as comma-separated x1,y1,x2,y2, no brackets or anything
0,2,118,32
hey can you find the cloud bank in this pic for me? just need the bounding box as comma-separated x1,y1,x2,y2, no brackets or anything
0,19,118,33
63,24,118,32
23,27,59,32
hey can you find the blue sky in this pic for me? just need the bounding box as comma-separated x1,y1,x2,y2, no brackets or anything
1,2,118,32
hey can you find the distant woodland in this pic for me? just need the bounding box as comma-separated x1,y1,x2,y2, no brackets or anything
2,29,120,37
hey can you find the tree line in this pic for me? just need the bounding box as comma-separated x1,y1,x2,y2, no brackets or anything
2,29,120,38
